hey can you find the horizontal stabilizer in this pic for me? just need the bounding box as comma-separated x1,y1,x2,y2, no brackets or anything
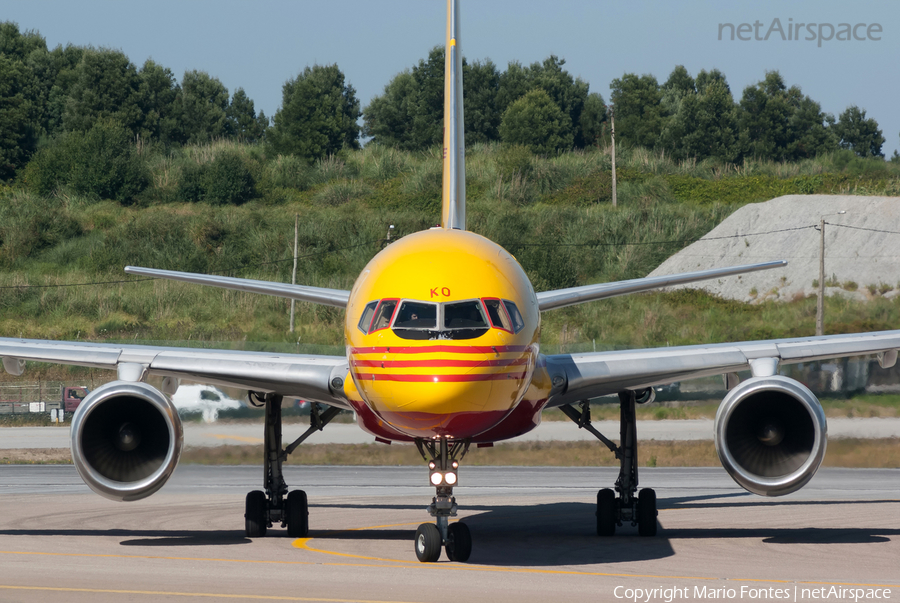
124,266,350,308
536,260,787,311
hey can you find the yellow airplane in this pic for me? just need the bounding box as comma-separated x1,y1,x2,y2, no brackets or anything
3,0,900,564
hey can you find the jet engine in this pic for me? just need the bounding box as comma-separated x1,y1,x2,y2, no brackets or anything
71,381,183,502
715,375,827,497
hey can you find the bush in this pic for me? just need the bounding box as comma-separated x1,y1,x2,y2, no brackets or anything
176,151,256,205
495,144,534,180
23,120,149,204
0,191,83,266
177,162,206,202
203,151,255,205
499,89,574,155
264,154,312,190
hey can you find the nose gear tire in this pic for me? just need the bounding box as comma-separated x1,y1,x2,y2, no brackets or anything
415,523,442,562
445,522,472,562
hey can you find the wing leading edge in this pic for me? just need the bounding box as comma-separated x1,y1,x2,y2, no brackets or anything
124,266,350,308
543,329,900,406
0,337,351,409
536,260,786,312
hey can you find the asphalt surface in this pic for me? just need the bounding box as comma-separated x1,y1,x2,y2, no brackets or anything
0,465,897,602
4,417,900,449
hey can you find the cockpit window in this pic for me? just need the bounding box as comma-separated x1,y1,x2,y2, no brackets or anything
444,300,488,330
503,300,525,333
483,298,512,332
393,301,438,329
357,301,378,334
370,299,398,332
358,297,525,339
442,300,490,340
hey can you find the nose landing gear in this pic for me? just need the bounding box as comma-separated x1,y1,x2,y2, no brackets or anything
413,438,472,562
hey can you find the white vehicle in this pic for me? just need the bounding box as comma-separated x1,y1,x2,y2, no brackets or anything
170,384,242,423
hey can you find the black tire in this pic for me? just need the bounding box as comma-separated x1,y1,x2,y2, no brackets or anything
638,488,658,537
445,522,472,562
414,523,442,563
596,488,616,536
245,490,267,538
286,490,309,538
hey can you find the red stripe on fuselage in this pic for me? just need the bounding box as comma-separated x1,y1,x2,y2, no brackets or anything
353,372,527,383
349,345,531,355
351,358,528,368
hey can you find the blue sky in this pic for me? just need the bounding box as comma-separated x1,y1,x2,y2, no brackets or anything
3,0,899,154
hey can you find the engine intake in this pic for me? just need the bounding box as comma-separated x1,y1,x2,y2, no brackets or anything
715,375,827,497
71,381,183,502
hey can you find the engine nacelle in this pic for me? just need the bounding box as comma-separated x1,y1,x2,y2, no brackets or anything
71,381,183,502
715,375,827,497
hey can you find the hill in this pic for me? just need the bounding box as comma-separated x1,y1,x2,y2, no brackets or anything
649,194,900,303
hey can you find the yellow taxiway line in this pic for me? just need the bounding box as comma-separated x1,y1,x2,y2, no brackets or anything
0,585,420,603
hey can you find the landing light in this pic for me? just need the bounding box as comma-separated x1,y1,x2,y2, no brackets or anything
430,472,443,486
445,472,457,485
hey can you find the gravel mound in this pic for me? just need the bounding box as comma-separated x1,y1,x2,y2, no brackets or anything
648,195,900,303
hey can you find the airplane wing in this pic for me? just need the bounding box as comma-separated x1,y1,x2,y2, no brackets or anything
0,338,352,409
543,329,900,406
535,260,786,311
124,266,351,308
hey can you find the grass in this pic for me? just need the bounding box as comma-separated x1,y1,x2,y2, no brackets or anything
5,438,899,468
4,139,900,346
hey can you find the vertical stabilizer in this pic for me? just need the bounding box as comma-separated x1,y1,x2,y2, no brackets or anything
441,0,466,231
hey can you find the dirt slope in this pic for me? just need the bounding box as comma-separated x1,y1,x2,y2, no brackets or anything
648,194,900,303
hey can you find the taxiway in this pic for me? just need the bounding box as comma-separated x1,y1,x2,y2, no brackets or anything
0,465,897,602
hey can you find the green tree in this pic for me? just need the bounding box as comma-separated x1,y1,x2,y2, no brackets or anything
663,65,695,95
39,44,84,137
0,54,38,179
408,47,445,150
178,70,229,143
528,56,589,146
496,61,530,114
499,89,573,155
660,70,740,163
497,56,589,146
363,70,418,149
737,71,836,161
579,92,607,147
833,105,885,158
364,48,503,150
0,22,46,61
226,88,267,143
136,59,181,144
463,59,501,145
658,66,695,138
269,64,360,163
609,73,666,149
62,48,143,135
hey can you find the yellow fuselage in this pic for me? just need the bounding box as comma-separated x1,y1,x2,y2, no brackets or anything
344,229,542,439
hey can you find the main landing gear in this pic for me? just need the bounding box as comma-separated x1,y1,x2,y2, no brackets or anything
244,393,341,538
560,389,658,537
413,438,472,562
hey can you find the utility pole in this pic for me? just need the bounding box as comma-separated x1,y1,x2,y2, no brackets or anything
610,105,617,208
816,217,825,337
816,210,846,337
289,214,299,333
